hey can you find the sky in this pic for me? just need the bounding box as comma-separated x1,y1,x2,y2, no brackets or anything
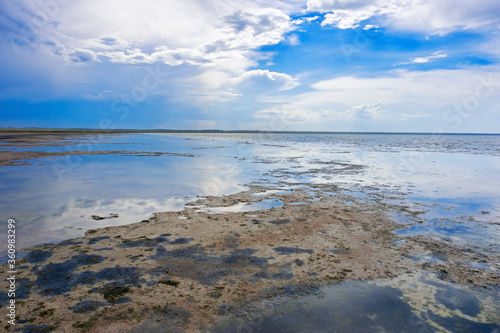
0,0,499,133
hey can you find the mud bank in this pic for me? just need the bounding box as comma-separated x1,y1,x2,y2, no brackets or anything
0,132,197,166
1,186,499,332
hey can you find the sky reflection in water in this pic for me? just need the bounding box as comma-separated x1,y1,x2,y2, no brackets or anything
1,133,499,252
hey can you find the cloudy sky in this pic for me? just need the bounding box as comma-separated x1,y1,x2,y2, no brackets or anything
1,0,499,132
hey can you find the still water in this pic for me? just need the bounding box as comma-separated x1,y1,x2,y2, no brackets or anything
1,133,499,251
211,271,500,332
1,132,500,331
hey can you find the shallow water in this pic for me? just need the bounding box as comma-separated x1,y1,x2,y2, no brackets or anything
196,198,284,214
211,272,500,332
1,133,500,252
2,132,500,331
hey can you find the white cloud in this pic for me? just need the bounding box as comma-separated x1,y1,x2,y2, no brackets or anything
308,0,500,35
477,33,500,58
68,49,99,63
255,101,385,123
189,68,299,104
182,67,299,105
304,16,321,22
390,0,500,36
83,90,116,101
98,47,211,67
232,69,301,91
286,33,301,45
411,57,435,64
346,103,386,119
254,66,500,130
307,0,377,11
3,1,298,77
400,112,431,119
255,105,330,122
321,9,375,29
399,51,448,65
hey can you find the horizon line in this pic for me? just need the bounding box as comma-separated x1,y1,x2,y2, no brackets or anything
0,127,499,135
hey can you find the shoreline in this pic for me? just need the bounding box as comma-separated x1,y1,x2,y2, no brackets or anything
1,128,499,135
2,185,500,332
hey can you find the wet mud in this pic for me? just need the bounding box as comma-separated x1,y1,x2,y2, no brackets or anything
1,186,499,332
1,132,499,332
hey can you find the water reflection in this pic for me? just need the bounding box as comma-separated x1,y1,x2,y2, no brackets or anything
0,152,249,249
1,133,500,253
196,199,284,214
212,272,500,332
2,132,499,331
245,138,500,253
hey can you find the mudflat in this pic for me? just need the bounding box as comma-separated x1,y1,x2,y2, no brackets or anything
1,132,499,332
4,186,499,332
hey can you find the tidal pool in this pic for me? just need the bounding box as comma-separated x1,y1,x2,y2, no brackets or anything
210,273,500,332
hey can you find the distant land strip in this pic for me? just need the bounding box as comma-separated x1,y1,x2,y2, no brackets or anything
0,128,499,135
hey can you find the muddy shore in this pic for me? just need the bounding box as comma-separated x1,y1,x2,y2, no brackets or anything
1,132,499,332
0,132,195,166
1,185,499,332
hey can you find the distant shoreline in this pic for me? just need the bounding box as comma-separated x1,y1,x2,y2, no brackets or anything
0,128,499,135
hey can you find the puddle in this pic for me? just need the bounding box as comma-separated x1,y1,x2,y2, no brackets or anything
197,199,284,214
211,273,500,332
252,189,293,197
393,197,500,254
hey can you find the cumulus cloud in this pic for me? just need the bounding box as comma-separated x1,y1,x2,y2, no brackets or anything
309,0,396,29
254,66,500,129
346,103,385,119
389,0,500,35
304,16,321,22
224,9,284,34
185,68,300,105
321,9,376,29
255,105,332,123
1,1,298,73
308,0,500,35
232,69,300,91
98,47,211,66
3,0,499,132
0,0,306,108
68,49,98,63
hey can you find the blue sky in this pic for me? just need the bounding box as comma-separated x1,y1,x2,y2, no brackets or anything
1,0,499,132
